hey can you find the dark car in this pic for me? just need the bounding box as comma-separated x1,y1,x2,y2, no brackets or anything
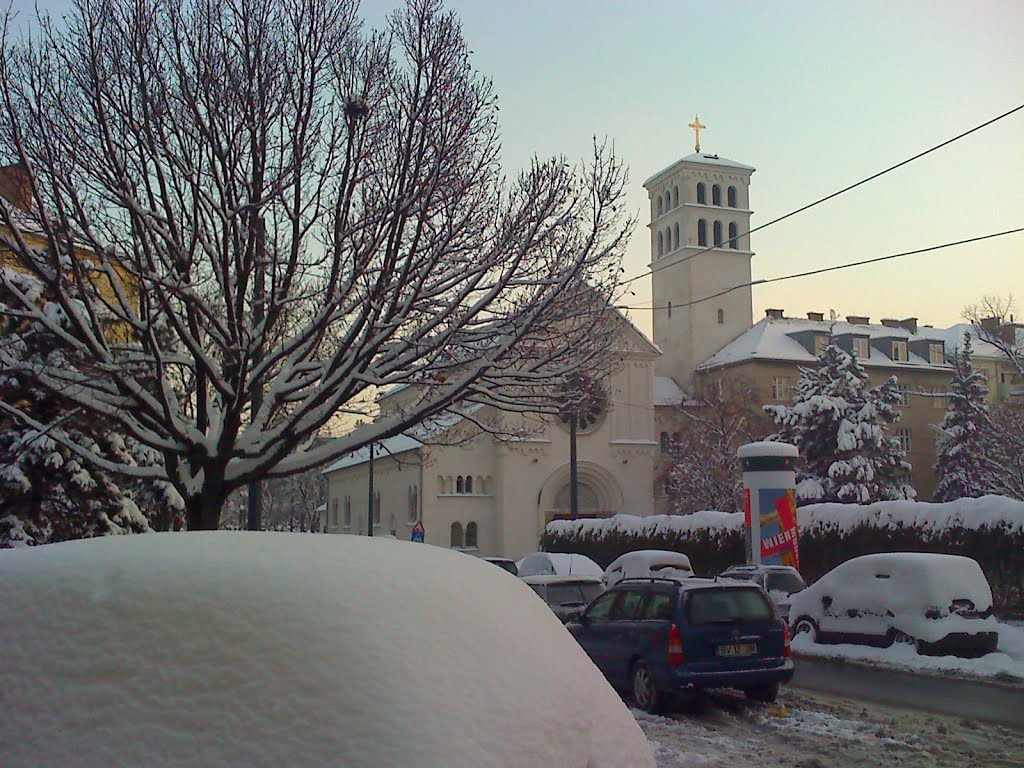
521,575,605,622
565,578,794,713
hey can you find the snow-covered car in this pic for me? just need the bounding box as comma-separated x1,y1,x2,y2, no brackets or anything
788,552,999,657
516,551,604,578
0,533,654,768
603,549,693,588
482,556,518,575
719,564,806,621
522,574,606,622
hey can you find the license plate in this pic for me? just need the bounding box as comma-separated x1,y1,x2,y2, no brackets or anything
717,643,757,657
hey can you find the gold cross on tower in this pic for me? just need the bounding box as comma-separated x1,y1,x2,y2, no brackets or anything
688,114,706,153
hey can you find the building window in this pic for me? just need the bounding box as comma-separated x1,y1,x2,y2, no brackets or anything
728,221,738,249
814,334,828,357
456,476,464,494
672,185,679,207
929,343,944,365
728,185,738,207
712,184,722,206
657,231,664,256
697,219,707,246
343,496,351,527
896,428,912,453
717,308,724,325
666,227,672,251
465,522,478,549
450,522,464,548
933,387,946,409
372,491,381,526
673,222,679,249
697,182,706,205
897,384,911,407
331,499,339,527
771,376,792,401
853,337,869,358
465,475,473,494
657,195,663,215
713,220,722,246
892,341,908,362
667,300,672,318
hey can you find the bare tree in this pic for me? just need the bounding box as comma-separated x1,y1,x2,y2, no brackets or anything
963,295,1024,376
0,0,630,530
664,376,770,514
987,402,1024,501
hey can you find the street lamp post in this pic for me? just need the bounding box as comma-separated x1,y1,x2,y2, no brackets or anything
367,442,375,537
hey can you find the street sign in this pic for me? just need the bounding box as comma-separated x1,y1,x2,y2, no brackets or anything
411,520,425,543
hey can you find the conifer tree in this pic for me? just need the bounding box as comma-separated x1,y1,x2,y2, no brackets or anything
766,339,915,504
934,332,995,501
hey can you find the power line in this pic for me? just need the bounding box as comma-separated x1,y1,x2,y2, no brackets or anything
620,102,1024,289
618,227,1024,312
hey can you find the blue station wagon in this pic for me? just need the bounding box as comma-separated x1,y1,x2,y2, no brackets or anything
565,578,794,712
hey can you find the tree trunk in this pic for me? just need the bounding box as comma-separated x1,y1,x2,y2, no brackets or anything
184,484,227,530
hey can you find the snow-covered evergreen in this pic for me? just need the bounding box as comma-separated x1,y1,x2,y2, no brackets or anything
934,332,995,502
765,339,916,504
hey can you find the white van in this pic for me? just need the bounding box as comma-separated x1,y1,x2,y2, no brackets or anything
516,552,603,579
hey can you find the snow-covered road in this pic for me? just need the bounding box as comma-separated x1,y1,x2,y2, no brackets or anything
635,687,1024,768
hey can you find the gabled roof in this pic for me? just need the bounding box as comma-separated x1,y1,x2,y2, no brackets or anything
644,152,756,187
653,376,687,406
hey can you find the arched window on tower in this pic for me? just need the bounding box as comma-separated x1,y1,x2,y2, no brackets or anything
672,185,679,208
465,475,473,494
697,219,707,246
728,186,738,207
657,231,664,256
717,308,725,325
456,476,464,494
450,522,464,548
712,184,722,206
713,220,723,246
465,522,478,549
673,222,679,249
665,228,672,252
696,182,706,205
728,222,739,249
657,195,663,215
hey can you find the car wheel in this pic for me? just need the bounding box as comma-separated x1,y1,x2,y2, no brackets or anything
744,682,780,703
891,631,920,653
793,617,818,643
631,661,663,714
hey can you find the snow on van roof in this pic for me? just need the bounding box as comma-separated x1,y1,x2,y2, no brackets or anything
0,533,653,768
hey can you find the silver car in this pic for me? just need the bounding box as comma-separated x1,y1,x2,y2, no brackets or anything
522,575,605,622
719,565,806,621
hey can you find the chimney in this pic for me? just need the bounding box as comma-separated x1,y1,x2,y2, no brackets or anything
846,315,870,325
765,308,784,320
899,317,918,334
980,316,1001,334
880,318,901,329
0,163,32,212
807,312,824,322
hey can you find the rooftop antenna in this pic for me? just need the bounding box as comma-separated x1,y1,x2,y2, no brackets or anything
829,309,838,321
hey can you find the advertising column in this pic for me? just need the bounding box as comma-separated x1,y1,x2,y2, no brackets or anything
737,442,800,570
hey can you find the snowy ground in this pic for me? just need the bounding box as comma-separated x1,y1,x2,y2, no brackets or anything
635,687,1024,768
791,622,1024,684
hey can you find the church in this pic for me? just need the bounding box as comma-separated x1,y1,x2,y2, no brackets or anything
321,126,761,557
322,125,1004,556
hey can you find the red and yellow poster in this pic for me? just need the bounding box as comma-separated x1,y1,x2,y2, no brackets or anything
756,487,799,569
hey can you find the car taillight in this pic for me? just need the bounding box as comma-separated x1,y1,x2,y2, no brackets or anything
783,623,791,658
667,624,684,666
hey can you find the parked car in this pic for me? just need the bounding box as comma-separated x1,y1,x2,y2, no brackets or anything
788,553,999,657
603,550,693,588
482,557,518,576
565,577,793,712
516,551,603,578
719,564,806,620
522,575,605,622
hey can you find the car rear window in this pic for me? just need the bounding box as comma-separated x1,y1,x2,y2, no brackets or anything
686,588,774,625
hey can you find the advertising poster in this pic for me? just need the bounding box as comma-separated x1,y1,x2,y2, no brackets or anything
757,487,799,569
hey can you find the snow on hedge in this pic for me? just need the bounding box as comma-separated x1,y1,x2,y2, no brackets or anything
546,496,1024,539
0,533,653,768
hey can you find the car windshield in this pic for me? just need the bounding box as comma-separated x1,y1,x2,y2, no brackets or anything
766,571,805,595
548,583,601,607
686,588,774,624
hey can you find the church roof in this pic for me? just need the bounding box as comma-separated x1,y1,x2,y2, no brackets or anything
653,376,688,406
644,152,756,187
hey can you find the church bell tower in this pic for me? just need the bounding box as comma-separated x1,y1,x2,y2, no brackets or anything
645,116,755,386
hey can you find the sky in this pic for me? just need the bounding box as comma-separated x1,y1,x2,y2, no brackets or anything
10,0,1024,338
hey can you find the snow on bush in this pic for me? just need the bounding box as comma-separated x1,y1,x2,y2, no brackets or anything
0,533,653,768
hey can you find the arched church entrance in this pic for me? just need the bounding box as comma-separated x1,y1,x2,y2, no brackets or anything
537,461,623,527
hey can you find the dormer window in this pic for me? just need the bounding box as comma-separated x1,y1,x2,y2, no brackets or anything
813,334,827,356
892,340,908,362
854,337,869,358
929,343,944,365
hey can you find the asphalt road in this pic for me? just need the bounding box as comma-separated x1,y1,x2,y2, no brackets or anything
791,656,1024,730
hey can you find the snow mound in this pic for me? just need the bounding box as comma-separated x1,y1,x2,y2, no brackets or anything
0,533,653,768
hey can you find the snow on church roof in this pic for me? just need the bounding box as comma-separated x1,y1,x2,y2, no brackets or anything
644,152,756,186
698,315,953,371
653,376,687,406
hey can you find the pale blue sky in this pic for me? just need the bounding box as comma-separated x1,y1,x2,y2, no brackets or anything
13,0,1024,334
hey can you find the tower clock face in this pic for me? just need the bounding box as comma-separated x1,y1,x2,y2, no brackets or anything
558,374,607,431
